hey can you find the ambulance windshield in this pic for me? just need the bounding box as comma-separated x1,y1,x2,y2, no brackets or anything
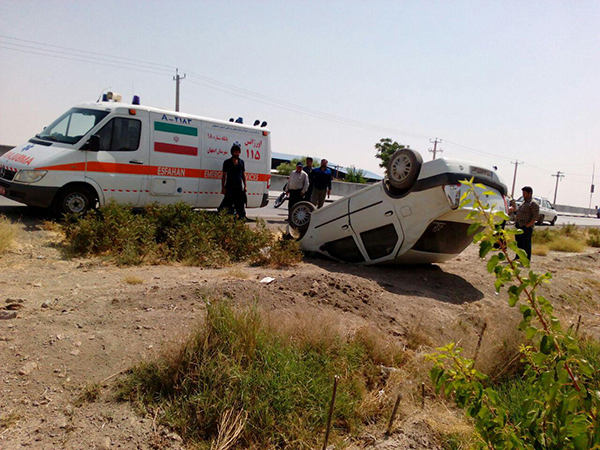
36,108,109,145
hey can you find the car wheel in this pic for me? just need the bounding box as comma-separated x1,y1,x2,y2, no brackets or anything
289,201,315,232
536,215,544,226
54,186,96,217
387,149,423,191
550,216,557,226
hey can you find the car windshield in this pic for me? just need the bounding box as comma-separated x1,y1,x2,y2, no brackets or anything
35,108,109,145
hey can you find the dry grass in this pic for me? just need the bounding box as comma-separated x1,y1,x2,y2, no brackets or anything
547,236,585,253
225,268,249,279
532,244,549,256
123,275,144,285
0,217,18,253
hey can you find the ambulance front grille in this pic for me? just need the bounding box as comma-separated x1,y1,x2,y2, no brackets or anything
0,167,16,182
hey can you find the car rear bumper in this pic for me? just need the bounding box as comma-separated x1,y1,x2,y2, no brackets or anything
0,179,58,208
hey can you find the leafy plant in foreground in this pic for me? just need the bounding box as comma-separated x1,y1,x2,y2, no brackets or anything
428,179,600,450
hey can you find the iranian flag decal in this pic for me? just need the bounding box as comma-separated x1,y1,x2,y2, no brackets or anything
154,122,198,156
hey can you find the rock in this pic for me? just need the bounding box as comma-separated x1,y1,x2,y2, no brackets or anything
41,300,52,309
5,303,24,311
19,361,39,375
56,415,68,429
100,436,111,449
0,311,18,320
69,350,81,356
33,283,42,288
167,432,183,442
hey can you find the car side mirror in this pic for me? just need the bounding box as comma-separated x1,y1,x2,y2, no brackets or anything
85,135,100,152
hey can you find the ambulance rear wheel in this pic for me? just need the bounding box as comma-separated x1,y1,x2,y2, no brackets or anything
387,149,422,191
54,186,97,217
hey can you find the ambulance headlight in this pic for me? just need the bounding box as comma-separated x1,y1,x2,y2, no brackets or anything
14,170,47,183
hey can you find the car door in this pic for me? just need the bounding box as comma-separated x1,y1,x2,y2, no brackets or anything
304,199,365,263
348,184,405,263
85,112,149,207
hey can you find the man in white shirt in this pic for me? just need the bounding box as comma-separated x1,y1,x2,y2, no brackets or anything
286,162,309,211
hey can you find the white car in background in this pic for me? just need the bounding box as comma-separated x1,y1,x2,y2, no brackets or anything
288,149,508,265
515,196,558,226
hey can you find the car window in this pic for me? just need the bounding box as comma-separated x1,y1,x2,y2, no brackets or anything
322,236,365,263
96,118,141,152
360,224,398,260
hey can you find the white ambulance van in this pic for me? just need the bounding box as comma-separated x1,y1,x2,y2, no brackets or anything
0,95,271,215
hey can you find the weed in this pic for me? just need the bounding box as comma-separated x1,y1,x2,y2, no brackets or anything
547,236,585,253
531,244,549,256
124,275,144,285
0,216,17,253
74,383,102,406
225,268,249,279
251,235,303,268
118,301,404,449
586,229,600,248
0,411,21,429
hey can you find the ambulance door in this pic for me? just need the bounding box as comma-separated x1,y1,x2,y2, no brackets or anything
85,111,149,207
198,122,235,208
148,112,201,206
348,184,405,263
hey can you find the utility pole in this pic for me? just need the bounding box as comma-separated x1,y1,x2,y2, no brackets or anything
429,138,443,160
510,160,524,198
551,171,565,205
173,68,186,112
589,163,595,215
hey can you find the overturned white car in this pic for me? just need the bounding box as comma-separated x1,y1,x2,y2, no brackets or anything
288,149,508,265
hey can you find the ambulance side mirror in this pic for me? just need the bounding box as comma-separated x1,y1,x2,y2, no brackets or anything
85,135,100,152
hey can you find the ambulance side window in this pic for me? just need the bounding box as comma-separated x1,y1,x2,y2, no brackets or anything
96,118,141,151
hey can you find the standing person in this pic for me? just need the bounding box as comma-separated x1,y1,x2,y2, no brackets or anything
303,157,314,201
218,143,247,219
514,186,540,262
310,159,332,209
286,162,309,211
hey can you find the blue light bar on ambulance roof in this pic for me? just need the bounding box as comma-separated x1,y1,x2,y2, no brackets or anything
132,95,140,105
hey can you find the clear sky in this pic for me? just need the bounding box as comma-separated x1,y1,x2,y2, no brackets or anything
1,1,598,207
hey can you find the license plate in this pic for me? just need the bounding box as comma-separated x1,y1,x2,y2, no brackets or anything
470,166,493,178
0,187,5,196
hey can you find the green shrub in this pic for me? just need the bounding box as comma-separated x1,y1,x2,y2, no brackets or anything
118,302,403,449
61,202,284,267
343,166,367,184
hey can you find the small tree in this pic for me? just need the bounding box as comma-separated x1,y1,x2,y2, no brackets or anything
276,156,319,176
343,166,367,184
428,179,600,449
374,138,410,170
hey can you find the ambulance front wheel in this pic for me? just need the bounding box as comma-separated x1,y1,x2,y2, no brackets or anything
54,185,97,216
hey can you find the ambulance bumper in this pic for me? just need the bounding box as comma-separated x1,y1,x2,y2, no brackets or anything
0,179,59,208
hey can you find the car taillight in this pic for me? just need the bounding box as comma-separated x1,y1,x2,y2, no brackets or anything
444,184,461,209
503,195,509,214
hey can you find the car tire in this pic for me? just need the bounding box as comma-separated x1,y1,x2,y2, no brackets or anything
387,149,423,191
54,186,97,217
537,215,544,226
550,216,557,226
289,201,315,232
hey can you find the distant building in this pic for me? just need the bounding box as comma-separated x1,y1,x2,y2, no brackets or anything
271,151,383,183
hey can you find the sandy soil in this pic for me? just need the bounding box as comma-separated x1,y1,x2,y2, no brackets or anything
1,209,599,449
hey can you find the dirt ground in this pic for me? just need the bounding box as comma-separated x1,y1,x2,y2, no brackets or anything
1,209,599,449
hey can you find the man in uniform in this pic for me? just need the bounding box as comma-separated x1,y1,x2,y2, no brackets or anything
219,143,247,219
514,186,540,261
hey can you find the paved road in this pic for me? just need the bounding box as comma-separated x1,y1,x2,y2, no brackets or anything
0,194,598,227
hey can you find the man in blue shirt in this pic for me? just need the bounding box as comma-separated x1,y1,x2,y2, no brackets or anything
310,159,332,209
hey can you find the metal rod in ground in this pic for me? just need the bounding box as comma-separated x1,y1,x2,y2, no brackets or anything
576,315,582,335
322,375,339,450
421,382,425,409
473,322,488,364
385,393,403,436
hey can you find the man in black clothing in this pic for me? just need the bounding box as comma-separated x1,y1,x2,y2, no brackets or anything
219,143,247,219
303,157,314,202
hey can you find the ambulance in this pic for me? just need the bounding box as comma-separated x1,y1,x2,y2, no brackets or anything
0,94,272,215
